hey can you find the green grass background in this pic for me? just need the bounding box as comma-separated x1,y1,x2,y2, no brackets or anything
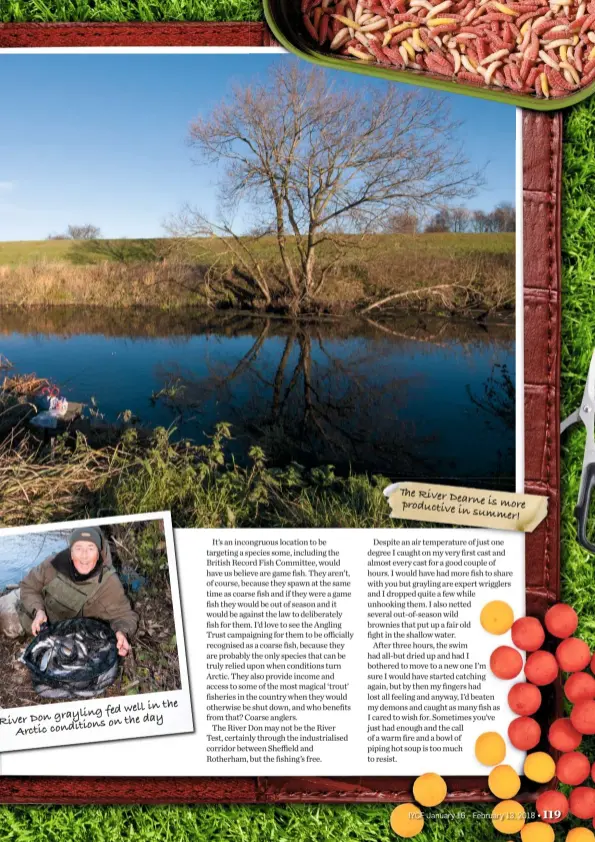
0,99,593,840
1,0,262,22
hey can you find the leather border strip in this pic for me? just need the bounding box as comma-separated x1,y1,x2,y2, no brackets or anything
0,22,269,47
0,111,562,804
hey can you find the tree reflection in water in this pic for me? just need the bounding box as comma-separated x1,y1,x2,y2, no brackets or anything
152,316,515,489
0,306,515,489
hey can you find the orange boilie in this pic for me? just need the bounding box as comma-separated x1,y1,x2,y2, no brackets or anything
520,822,554,842
548,718,582,752
511,617,546,652
475,732,507,766
489,765,521,799
389,804,424,838
569,787,595,820
508,716,541,751
544,603,579,638
412,773,447,808
508,683,542,716
556,638,592,673
491,646,523,680
571,700,595,735
481,601,515,635
569,829,595,842
491,800,526,834
565,672,595,703
523,753,556,784
556,751,591,786
536,790,569,824
525,650,559,686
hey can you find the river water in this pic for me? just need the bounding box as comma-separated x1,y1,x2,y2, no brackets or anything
1,307,515,491
0,530,70,592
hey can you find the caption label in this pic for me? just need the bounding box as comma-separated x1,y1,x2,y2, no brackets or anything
1,698,179,738
384,483,547,532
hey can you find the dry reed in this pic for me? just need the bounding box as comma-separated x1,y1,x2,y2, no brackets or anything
0,247,514,316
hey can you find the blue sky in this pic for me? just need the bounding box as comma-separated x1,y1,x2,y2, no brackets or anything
0,53,516,241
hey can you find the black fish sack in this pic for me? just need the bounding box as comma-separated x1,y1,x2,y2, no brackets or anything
21,618,119,700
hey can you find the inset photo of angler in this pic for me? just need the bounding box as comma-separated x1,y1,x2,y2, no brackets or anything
0,515,183,707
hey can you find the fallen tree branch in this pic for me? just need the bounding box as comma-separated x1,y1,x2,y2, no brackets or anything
359,283,477,314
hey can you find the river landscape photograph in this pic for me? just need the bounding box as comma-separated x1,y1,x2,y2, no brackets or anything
0,52,517,529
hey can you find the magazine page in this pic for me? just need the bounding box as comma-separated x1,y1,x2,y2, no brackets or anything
0,50,525,779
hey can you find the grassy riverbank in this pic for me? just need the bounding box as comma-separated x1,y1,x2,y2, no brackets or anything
0,233,515,267
0,374,395,529
0,423,394,530
0,233,515,316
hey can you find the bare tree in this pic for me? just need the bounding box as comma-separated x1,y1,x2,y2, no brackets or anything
382,211,419,234
450,207,470,233
67,224,101,240
425,208,452,233
424,205,469,233
491,202,516,233
471,210,489,233
171,60,483,310
469,205,515,233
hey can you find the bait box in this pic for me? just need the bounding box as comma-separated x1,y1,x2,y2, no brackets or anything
264,0,595,110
